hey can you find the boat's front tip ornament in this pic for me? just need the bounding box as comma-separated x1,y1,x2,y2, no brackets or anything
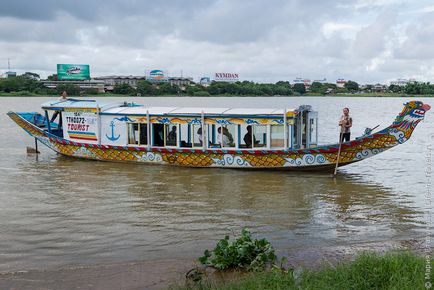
389,100,431,144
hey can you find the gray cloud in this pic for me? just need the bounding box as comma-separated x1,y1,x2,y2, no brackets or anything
393,12,434,59
352,11,397,58
1,0,434,83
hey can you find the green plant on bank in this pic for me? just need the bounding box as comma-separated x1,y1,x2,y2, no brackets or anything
199,229,277,271
176,251,433,290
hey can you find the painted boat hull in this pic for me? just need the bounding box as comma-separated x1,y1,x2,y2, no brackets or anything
7,101,430,172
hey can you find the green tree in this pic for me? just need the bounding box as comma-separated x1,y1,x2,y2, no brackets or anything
136,81,156,95
309,82,323,93
47,74,58,81
0,75,45,93
157,82,179,95
293,83,306,95
23,72,40,80
344,80,359,92
56,83,81,95
388,84,402,93
113,83,135,95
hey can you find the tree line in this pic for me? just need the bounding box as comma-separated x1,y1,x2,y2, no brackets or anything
2,73,434,96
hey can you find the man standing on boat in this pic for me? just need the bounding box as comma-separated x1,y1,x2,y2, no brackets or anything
339,107,352,142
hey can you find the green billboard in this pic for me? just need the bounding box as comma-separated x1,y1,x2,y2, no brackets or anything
57,64,90,80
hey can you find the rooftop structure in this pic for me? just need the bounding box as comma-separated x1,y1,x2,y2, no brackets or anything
390,78,417,86
93,75,194,91
336,79,346,88
41,80,106,93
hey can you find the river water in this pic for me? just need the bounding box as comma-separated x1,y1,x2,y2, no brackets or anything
0,96,432,272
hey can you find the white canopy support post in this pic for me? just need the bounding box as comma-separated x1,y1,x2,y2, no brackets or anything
147,110,151,149
97,105,102,145
201,110,206,150
283,108,288,148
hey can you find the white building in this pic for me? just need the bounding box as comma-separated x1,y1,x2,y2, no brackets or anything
390,78,417,86
336,79,346,88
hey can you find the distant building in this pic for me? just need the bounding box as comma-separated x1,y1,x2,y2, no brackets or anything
199,77,211,86
41,80,106,93
390,78,417,86
336,79,346,88
293,77,311,88
93,75,193,91
168,77,193,88
93,75,147,90
373,83,387,92
4,71,17,78
313,78,327,83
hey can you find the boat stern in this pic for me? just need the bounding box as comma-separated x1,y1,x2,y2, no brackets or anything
7,111,48,138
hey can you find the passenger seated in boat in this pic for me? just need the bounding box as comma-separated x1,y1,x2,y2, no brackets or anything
197,127,203,145
217,127,231,147
167,126,177,146
243,125,258,148
223,127,234,146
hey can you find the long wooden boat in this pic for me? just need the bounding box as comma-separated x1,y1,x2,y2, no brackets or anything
7,99,430,171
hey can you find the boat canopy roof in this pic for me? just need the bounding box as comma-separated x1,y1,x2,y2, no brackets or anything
103,106,296,116
41,98,299,116
42,99,111,110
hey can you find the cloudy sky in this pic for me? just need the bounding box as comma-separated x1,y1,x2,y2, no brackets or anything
1,0,434,83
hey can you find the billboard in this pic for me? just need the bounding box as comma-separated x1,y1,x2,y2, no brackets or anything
149,69,167,82
214,73,239,82
57,64,90,80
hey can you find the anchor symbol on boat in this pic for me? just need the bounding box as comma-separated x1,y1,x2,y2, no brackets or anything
106,121,120,141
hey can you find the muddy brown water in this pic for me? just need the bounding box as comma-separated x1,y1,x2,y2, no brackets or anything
0,96,433,286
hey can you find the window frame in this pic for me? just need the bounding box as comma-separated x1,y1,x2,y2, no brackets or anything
126,122,148,146
164,123,179,148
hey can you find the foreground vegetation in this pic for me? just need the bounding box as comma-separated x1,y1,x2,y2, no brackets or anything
172,229,432,290
177,251,432,290
2,73,434,97
199,229,277,271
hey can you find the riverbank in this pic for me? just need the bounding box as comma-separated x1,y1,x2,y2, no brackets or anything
175,251,432,290
0,259,193,290
0,239,428,290
1,92,433,98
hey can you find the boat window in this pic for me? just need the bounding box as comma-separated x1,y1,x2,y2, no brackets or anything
240,125,267,148
240,125,249,148
220,125,236,148
302,112,307,148
253,125,267,148
287,125,293,148
152,124,164,147
139,124,148,145
207,124,218,148
127,123,139,145
192,124,203,147
128,123,148,146
288,119,299,148
165,124,178,147
179,124,191,147
270,125,284,148
309,117,317,146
